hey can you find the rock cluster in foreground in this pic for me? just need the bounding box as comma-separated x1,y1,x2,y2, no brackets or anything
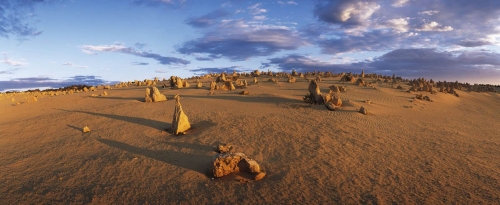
210,152,265,180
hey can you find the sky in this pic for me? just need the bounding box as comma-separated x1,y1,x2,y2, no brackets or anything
1,0,500,92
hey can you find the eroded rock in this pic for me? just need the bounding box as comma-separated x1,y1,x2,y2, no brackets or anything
171,94,191,135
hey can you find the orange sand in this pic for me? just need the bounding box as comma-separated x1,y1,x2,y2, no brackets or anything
1,76,499,204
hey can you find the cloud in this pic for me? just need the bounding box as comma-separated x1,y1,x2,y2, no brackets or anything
365,48,500,81
278,1,298,5
386,18,409,33
132,0,185,7
62,62,88,68
0,0,46,39
134,42,147,49
316,30,411,54
81,43,189,65
0,75,119,92
391,0,408,7
177,19,308,61
419,10,440,15
131,62,149,65
457,39,494,47
416,21,453,32
261,54,359,72
253,15,266,20
0,68,20,74
185,9,229,28
248,3,267,15
1,53,28,66
189,66,246,75
314,0,381,26
155,69,168,73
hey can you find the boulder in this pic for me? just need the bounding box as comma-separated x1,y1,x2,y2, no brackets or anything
171,94,191,135
151,87,167,102
209,81,216,90
196,82,202,88
215,144,232,153
359,106,368,115
307,80,324,104
145,88,153,102
325,102,336,111
331,95,342,107
83,126,91,133
210,152,263,179
329,85,340,93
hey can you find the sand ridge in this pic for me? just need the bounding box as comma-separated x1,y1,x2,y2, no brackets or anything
1,73,500,204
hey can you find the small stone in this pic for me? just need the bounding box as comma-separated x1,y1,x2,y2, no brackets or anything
83,126,91,133
359,106,368,115
240,90,250,95
255,172,266,181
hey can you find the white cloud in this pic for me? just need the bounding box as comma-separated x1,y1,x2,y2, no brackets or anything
386,18,409,33
62,62,88,68
253,15,266,20
416,21,454,32
248,3,267,15
1,53,28,66
419,10,440,15
278,1,297,5
391,0,408,7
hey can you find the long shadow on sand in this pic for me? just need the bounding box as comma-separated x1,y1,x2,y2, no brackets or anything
97,138,212,175
57,109,168,131
182,94,300,105
89,96,145,102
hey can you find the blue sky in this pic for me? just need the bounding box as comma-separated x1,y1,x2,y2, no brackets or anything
1,0,500,91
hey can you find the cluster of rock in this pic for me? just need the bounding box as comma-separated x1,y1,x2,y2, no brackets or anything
304,80,324,104
170,76,190,89
210,144,265,181
145,87,167,102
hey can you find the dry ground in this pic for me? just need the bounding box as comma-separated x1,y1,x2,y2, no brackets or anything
1,76,499,204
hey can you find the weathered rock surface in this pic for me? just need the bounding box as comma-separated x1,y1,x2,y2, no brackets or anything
171,94,191,135
145,88,153,102
359,106,368,115
151,87,167,102
83,126,91,133
211,152,263,179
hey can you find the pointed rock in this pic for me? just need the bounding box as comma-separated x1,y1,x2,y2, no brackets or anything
151,87,167,102
171,94,191,135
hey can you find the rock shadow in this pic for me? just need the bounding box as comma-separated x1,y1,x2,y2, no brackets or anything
97,138,212,175
89,96,145,102
57,109,168,131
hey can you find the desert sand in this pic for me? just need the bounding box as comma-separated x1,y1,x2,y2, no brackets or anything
1,73,500,204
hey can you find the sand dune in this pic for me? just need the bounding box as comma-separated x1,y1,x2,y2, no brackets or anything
1,74,500,204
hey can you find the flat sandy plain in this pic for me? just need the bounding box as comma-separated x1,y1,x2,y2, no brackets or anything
1,75,499,204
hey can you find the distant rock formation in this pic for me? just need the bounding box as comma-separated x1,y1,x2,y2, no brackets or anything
171,94,191,135
196,82,202,88
222,81,236,90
